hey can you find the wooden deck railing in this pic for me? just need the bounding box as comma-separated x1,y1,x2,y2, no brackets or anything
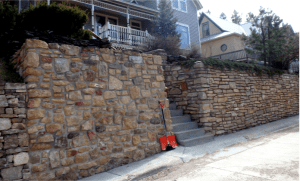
98,22,153,46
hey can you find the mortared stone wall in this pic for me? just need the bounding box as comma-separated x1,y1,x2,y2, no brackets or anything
0,39,172,180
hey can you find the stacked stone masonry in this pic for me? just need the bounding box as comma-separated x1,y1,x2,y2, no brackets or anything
164,61,299,135
0,83,29,180
0,39,172,181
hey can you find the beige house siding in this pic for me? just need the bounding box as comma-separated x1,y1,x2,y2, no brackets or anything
201,35,245,58
199,16,222,38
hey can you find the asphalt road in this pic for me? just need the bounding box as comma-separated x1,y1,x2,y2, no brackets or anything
138,125,299,181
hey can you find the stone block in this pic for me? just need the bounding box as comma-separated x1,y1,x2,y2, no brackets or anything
99,61,108,77
0,166,23,179
45,124,61,133
49,151,60,168
103,91,117,99
66,116,83,126
27,109,45,120
59,44,79,56
54,58,70,73
108,76,123,90
0,118,11,130
30,144,52,151
26,39,48,49
13,152,29,166
92,96,105,106
129,56,143,63
32,164,47,172
38,134,54,143
129,86,141,99
28,89,51,98
69,90,83,101
101,54,115,63
153,55,162,65
169,88,181,95
4,83,26,89
123,117,137,129
0,95,8,107
72,134,90,148
24,52,39,68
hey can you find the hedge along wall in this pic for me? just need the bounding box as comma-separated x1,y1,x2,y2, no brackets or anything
6,39,172,180
164,61,299,135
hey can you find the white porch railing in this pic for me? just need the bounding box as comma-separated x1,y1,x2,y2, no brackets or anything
98,22,153,46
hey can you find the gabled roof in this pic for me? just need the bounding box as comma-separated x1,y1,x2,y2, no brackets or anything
240,22,252,36
192,0,203,10
199,13,246,35
200,32,241,43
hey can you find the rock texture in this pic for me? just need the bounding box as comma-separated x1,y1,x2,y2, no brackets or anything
0,83,29,180
164,61,299,135
6,40,169,180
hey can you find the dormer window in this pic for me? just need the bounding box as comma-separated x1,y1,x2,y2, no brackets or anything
202,22,210,37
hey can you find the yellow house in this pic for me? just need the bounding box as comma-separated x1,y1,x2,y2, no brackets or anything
199,13,248,58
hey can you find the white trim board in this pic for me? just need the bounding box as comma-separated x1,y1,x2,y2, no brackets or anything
176,22,191,49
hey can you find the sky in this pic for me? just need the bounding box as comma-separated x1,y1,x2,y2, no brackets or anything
198,0,300,32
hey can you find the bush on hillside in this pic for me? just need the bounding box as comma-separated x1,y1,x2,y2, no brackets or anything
0,1,19,39
15,1,92,40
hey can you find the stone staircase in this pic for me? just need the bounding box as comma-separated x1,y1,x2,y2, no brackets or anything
169,103,214,147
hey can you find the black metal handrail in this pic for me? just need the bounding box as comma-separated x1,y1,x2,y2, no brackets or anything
209,49,260,62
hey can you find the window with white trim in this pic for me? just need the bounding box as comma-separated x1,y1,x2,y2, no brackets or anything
202,22,210,37
157,0,187,12
176,24,190,48
172,0,187,12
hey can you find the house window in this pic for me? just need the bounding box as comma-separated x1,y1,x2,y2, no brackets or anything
172,0,178,9
202,22,209,37
221,44,227,52
179,0,186,11
130,20,142,30
157,0,187,12
172,0,187,12
176,24,190,48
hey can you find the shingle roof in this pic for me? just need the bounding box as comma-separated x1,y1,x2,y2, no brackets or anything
204,13,247,35
200,32,239,43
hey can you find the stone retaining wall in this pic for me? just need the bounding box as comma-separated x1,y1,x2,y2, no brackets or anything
164,61,299,135
0,83,29,180
1,39,171,181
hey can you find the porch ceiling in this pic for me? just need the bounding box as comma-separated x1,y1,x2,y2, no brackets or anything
69,0,157,20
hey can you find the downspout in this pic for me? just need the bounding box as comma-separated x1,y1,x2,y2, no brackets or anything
197,16,201,55
92,0,95,38
127,6,130,27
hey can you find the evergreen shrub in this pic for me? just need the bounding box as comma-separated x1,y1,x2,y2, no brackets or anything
16,1,92,40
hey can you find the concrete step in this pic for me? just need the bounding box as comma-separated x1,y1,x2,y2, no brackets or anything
171,115,191,124
169,103,177,110
170,109,183,117
172,122,198,132
177,134,214,147
173,128,205,141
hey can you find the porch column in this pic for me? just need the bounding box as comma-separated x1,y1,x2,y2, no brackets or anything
126,7,130,27
19,0,21,13
47,0,50,5
92,1,95,33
